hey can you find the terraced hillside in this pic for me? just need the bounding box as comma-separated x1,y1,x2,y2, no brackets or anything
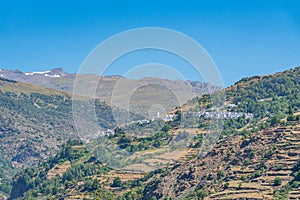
10,121,300,200
142,123,300,199
144,66,300,199
0,77,137,198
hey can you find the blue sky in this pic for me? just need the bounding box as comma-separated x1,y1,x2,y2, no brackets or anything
0,0,299,86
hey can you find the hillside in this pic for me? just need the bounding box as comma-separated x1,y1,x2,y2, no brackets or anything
143,67,300,199
144,123,300,199
0,78,136,198
144,66,300,199
8,66,300,199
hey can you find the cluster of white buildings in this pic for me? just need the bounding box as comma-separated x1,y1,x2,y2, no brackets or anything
98,129,114,135
137,113,176,125
137,118,153,125
203,111,254,119
97,113,176,136
185,111,206,117
184,110,253,119
160,114,176,122
184,103,254,119
97,103,253,137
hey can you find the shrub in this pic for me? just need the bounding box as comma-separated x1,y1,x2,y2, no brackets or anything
217,170,225,179
224,182,229,189
111,177,122,187
274,177,282,186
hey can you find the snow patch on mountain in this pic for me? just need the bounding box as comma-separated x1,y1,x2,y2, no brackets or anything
44,74,61,78
24,71,51,76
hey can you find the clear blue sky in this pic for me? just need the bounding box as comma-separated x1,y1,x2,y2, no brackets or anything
0,0,299,86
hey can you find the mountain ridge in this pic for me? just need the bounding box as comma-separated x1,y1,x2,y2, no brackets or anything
0,68,221,117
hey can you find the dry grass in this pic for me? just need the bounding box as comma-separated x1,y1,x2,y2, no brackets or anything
47,161,71,180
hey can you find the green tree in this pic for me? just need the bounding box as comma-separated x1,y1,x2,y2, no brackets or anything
111,177,122,187
274,177,282,186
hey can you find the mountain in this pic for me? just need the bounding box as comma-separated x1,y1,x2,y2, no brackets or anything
8,66,300,199
0,77,140,198
0,68,70,80
144,66,300,199
0,68,220,117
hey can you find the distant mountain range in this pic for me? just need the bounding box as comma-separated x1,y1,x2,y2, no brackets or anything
0,68,221,116
0,68,70,80
0,68,70,79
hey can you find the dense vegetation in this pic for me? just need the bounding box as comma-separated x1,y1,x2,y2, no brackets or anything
229,67,300,117
11,140,111,199
0,148,14,196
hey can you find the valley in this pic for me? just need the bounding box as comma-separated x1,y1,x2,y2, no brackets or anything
3,66,300,199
